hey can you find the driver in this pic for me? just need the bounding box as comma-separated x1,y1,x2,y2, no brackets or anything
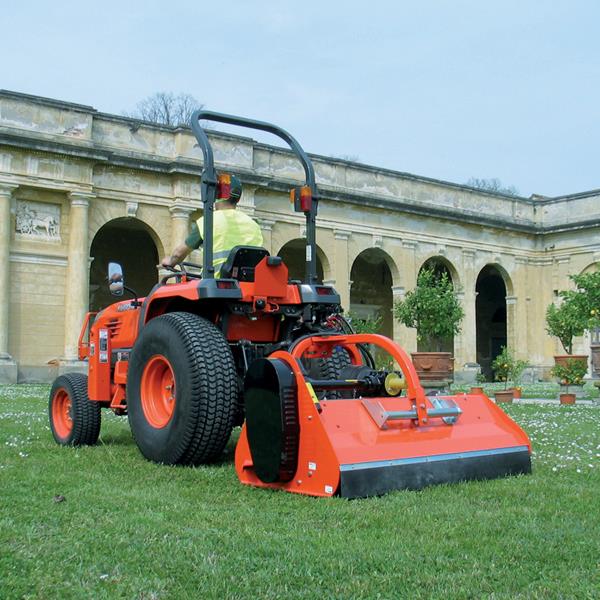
160,174,263,274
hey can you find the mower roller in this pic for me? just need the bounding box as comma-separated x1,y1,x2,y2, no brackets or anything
50,110,531,498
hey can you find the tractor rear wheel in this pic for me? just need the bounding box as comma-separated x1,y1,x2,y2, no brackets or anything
127,312,237,465
49,373,101,446
311,346,353,399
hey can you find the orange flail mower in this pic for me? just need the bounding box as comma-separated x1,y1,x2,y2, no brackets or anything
236,333,531,498
50,111,531,498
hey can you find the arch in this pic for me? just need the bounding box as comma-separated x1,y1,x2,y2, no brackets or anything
349,248,394,338
475,263,512,379
580,261,600,275
89,217,160,312
413,255,461,352
417,255,461,289
348,244,400,287
277,238,328,283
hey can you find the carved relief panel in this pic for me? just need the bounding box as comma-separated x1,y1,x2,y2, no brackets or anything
15,200,61,241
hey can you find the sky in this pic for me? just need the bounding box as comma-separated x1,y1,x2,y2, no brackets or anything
2,0,599,197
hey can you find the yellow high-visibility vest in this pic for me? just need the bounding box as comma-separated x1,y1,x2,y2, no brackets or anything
197,209,263,275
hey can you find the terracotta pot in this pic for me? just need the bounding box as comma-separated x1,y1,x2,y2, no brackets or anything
553,355,587,368
494,390,514,403
410,352,454,381
511,387,522,399
470,386,484,395
559,393,576,405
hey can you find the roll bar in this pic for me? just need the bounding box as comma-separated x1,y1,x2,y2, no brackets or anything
190,110,319,283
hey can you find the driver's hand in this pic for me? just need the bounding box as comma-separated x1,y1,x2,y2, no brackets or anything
159,256,175,268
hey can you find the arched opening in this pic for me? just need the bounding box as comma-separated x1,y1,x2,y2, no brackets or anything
89,218,159,312
416,257,458,353
350,248,393,338
277,238,325,283
476,264,508,379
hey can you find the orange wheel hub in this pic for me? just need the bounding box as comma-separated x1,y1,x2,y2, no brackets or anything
141,355,176,428
52,388,73,440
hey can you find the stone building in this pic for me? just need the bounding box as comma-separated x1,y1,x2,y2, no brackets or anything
0,89,598,383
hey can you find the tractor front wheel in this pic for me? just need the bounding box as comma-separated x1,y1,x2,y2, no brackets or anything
127,312,237,465
49,373,101,446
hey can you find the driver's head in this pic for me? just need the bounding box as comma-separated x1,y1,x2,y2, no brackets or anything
216,174,242,205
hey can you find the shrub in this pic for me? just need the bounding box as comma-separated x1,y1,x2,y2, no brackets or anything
551,358,588,393
491,346,513,390
546,271,600,354
393,268,464,352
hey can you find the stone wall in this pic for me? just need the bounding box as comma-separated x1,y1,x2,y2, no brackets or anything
1,89,599,382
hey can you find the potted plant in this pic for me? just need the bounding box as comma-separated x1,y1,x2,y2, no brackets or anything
551,358,588,404
491,346,515,403
469,373,487,395
546,271,600,367
394,268,464,381
509,358,527,399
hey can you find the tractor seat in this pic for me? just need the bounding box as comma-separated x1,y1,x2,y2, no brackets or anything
219,246,270,282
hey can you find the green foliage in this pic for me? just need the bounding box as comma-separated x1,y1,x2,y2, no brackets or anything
546,270,600,354
545,302,585,355
491,346,513,390
393,268,464,351
551,358,588,393
347,311,382,334
510,358,528,387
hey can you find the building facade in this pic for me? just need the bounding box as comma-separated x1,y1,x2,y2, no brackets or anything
1,90,599,383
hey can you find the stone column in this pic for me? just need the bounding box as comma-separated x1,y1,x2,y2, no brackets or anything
169,203,194,251
513,257,529,360
333,229,352,310
257,218,275,254
0,183,18,382
62,193,92,365
169,203,195,265
455,250,477,365
393,241,418,352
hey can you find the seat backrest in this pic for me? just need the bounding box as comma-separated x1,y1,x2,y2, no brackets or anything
219,246,270,281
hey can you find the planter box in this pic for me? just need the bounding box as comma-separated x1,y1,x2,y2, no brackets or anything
411,352,454,381
494,390,514,403
553,355,587,368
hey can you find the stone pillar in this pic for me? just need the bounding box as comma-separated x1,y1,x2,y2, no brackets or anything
257,218,275,254
238,185,257,216
334,229,352,310
455,250,477,366
62,193,92,365
513,257,529,360
169,203,194,251
393,241,418,352
168,203,195,266
0,183,18,382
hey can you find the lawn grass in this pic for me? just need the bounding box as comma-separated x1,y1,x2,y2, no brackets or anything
1,385,599,599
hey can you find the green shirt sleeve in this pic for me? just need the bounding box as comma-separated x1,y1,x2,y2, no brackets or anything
185,223,203,250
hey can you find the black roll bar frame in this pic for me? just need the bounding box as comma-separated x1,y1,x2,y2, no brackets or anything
190,110,319,283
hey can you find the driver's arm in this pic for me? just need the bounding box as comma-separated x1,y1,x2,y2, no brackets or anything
160,223,203,268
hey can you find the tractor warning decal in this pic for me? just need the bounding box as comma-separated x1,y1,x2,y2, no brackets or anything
99,329,109,363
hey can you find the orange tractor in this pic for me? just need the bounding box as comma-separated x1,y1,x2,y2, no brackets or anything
50,112,531,497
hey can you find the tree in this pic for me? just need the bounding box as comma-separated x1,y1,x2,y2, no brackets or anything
125,92,203,127
393,268,464,352
546,271,600,354
465,177,519,197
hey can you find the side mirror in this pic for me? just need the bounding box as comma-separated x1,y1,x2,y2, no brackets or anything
108,262,124,296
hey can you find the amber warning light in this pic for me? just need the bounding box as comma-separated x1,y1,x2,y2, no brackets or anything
290,186,312,213
217,174,232,200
